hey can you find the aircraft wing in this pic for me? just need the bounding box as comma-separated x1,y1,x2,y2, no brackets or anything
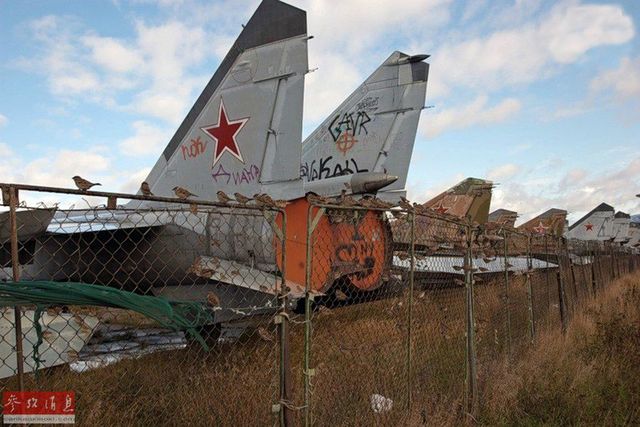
0,208,57,241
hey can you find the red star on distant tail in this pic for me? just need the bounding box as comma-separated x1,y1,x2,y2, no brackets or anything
532,221,548,234
432,200,450,215
201,100,248,166
584,223,594,231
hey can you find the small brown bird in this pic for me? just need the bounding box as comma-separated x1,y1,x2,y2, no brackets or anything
206,291,221,307
334,289,349,301
273,199,288,209
217,190,233,204
72,176,101,191
253,193,275,207
172,186,197,199
140,181,153,196
399,197,413,211
306,193,331,205
371,198,393,209
339,189,356,207
234,192,251,205
257,326,274,342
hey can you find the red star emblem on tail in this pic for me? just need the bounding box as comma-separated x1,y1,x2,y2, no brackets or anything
432,200,450,215
584,223,594,231
532,221,549,234
201,100,248,166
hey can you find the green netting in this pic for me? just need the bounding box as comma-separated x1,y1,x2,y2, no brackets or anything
0,281,217,357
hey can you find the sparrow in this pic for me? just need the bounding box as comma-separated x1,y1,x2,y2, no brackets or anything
216,190,233,204
253,193,275,208
234,192,252,205
172,186,197,199
140,181,153,196
206,292,221,307
257,326,274,342
334,289,349,301
399,197,414,211
72,176,101,191
371,198,394,209
339,189,356,207
306,193,331,205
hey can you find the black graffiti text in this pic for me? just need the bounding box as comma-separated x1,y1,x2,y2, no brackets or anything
329,110,371,142
300,156,369,182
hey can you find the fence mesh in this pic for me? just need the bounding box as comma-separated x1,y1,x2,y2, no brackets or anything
1,184,638,425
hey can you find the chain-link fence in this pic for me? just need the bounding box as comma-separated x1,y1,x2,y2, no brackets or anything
1,183,639,425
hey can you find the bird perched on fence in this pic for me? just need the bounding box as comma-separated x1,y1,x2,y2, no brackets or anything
72,176,101,191
216,190,233,204
255,196,287,209
234,192,251,205
338,189,356,207
371,197,394,209
306,193,331,205
172,186,198,199
399,197,414,211
140,181,153,196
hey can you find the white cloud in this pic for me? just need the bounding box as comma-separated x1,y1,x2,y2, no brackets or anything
422,95,521,138
119,121,171,156
591,56,640,102
0,147,110,189
487,163,519,181
430,1,634,98
82,35,144,73
0,114,7,127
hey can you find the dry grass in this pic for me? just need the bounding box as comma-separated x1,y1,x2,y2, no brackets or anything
478,271,640,426
2,269,638,425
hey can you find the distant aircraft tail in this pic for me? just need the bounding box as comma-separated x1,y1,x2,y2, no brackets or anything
301,51,428,200
139,0,308,203
423,177,493,224
518,208,568,237
565,203,614,240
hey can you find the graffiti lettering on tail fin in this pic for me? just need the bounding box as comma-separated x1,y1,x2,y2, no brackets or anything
300,156,369,182
181,136,208,160
329,111,371,143
212,163,260,186
336,132,358,155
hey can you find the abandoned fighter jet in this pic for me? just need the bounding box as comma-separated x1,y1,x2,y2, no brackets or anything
1,0,430,326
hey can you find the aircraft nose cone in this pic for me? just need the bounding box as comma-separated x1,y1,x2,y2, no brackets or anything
357,173,398,193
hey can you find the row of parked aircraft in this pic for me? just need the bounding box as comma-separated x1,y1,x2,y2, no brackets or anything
1,0,637,325
1,0,638,377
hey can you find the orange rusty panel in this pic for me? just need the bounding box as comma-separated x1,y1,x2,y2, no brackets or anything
276,199,391,293
275,199,331,292
332,211,390,291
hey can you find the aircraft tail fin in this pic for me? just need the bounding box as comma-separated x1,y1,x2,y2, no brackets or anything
301,51,428,200
423,177,493,224
140,0,308,203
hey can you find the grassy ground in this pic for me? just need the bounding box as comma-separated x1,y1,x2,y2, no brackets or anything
477,271,640,426
1,269,638,425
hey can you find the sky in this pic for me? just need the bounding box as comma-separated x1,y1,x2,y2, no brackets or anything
0,0,639,225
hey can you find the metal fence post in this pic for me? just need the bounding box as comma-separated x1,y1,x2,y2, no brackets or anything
525,235,535,342
502,229,512,354
544,235,551,309
405,211,416,412
275,211,292,427
8,186,25,391
303,204,325,427
555,238,568,333
464,224,478,419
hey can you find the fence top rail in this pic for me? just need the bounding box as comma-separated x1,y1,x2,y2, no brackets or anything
0,182,284,213
308,200,477,228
